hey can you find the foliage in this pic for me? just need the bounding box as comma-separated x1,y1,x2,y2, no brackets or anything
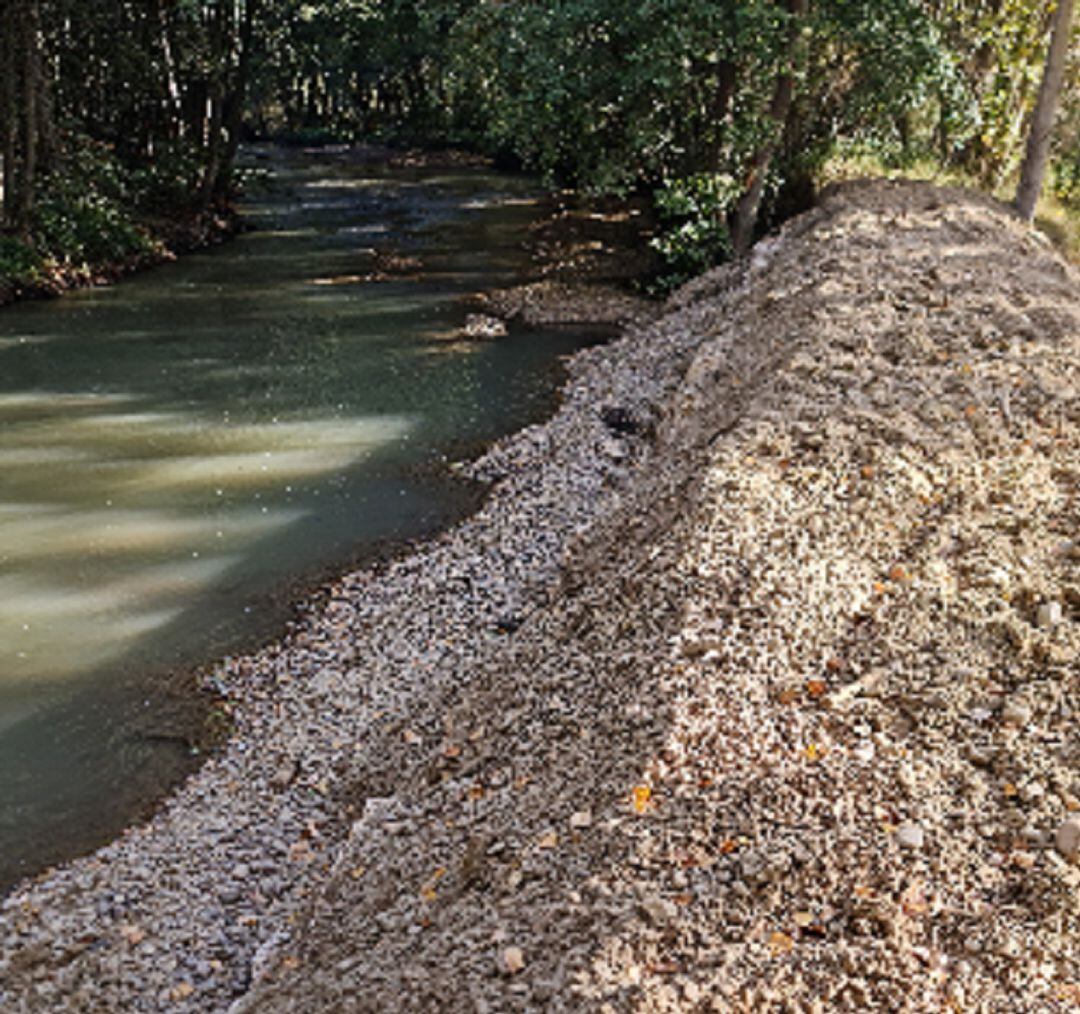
0,237,42,283
32,136,154,267
649,174,737,294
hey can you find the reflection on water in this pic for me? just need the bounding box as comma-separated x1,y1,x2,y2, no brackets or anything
0,148,602,887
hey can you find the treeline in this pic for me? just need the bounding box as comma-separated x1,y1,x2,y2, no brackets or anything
1,1,1078,289
260,1,1078,269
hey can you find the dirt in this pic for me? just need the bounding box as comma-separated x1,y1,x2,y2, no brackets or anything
1,179,1077,1013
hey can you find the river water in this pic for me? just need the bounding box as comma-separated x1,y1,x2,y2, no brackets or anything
0,149,602,887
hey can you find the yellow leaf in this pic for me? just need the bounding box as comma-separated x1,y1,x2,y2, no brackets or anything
632,785,652,814
768,930,794,955
804,743,822,762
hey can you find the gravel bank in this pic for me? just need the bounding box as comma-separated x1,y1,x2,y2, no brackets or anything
2,180,1078,1012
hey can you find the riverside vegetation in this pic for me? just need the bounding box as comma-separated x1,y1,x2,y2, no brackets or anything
1,2,1079,297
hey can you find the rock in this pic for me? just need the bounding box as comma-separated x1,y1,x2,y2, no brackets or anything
1037,601,1063,629
639,895,677,925
1001,700,1032,727
462,314,508,340
569,810,592,829
852,740,875,763
599,405,647,437
1054,820,1080,859
501,946,526,975
895,823,925,850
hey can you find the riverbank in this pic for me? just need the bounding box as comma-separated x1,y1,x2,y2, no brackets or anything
2,179,1078,1012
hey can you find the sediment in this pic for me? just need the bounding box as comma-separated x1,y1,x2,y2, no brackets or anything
2,179,1078,1013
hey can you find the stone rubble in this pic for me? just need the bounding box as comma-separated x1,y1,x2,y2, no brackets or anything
1,179,1078,1012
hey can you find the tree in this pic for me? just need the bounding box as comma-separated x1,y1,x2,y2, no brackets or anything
1015,0,1076,220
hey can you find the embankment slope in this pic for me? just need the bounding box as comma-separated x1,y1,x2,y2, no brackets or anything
2,179,1078,1013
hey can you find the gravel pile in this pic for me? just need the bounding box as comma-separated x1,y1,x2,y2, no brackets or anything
1,180,1077,1012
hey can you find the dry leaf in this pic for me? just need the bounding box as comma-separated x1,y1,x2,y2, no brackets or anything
768,931,794,955
793,911,814,928
720,838,739,855
900,881,929,917
804,743,822,762
537,830,559,849
171,983,195,1001
777,688,798,706
632,785,652,814
1003,782,1018,798
888,564,909,582
402,728,422,745
349,865,366,880
119,924,146,947
806,679,827,698
860,465,875,479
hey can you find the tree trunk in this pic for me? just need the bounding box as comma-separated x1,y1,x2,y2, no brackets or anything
1,8,18,229
1015,0,1076,221
218,0,261,198
18,0,40,237
730,0,807,256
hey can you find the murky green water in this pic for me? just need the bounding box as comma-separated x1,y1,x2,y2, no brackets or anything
0,149,601,887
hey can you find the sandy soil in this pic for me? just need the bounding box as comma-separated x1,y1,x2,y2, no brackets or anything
2,179,1078,1013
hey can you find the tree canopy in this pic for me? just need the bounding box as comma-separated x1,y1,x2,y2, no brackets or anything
1,0,1077,287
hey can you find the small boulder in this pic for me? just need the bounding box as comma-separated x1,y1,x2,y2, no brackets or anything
1055,820,1080,859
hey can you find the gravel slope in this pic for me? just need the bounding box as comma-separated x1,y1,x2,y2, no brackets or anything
2,180,1078,1012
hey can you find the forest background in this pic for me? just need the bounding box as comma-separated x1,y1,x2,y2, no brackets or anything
0,0,1078,297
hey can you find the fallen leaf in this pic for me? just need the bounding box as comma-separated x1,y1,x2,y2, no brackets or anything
872,581,886,595
793,911,814,928
467,784,485,802
119,924,146,947
632,785,652,814
349,865,366,880
806,679,827,698
888,564,909,582
777,688,799,706
825,656,844,673
674,892,693,906
442,743,461,759
537,830,559,849
804,743,822,762
720,838,739,855
402,728,422,745
171,983,195,1001
1003,782,1018,798
900,881,929,917
860,465,875,479
768,931,794,955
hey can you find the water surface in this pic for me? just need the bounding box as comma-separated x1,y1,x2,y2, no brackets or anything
0,148,601,887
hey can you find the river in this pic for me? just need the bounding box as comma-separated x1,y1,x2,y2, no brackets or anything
0,148,603,888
